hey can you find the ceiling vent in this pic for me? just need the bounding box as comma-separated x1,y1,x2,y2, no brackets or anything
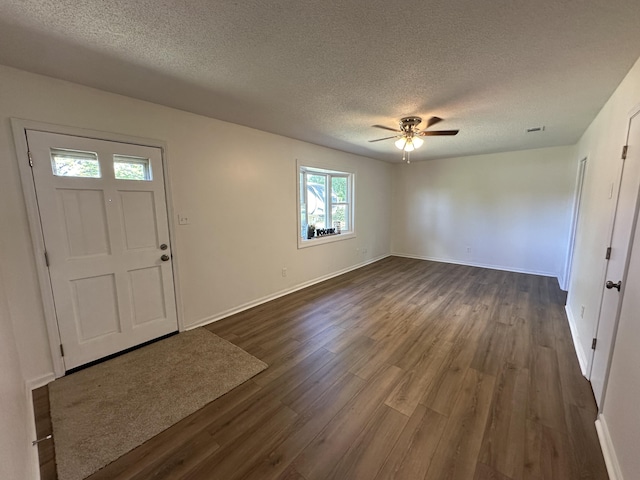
526,126,546,133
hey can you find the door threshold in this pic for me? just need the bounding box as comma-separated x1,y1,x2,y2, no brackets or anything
65,331,179,375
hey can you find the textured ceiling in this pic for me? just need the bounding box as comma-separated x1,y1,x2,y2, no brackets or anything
1,1,640,162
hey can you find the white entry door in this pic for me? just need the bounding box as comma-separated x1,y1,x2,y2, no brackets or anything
590,110,640,407
27,130,178,370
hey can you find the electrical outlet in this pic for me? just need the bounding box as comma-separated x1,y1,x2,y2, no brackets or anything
362,247,368,254
178,213,190,225
466,246,471,253
282,267,287,278
581,306,585,318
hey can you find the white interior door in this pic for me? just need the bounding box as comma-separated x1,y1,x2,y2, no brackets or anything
27,130,178,370
590,110,640,407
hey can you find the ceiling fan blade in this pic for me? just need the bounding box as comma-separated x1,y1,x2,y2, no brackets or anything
426,116,443,128
372,125,401,133
419,130,459,136
369,135,400,142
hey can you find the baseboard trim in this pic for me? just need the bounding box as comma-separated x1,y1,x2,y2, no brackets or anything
596,414,623,480
565,304,589,377
391,252,558,279
558,271,568,292
187,254,391,330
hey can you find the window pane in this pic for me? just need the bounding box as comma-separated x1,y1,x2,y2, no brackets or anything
113,155,152,181
332,204,348,231
306,173,326,229
331,176,347,203
51,149,100,178
300,171,307,237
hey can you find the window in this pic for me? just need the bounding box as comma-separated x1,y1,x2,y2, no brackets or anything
49,150,153,181
298,164,354,246
51,148,101,178
113,155,152,181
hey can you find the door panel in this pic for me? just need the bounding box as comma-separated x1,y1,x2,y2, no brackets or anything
119,190,158,249
72,273,121,340
27,130,178,370
129,266,166,325
58,189,111,257
590,111,640,407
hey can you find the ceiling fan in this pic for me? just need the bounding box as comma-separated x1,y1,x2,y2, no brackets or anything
369,116,459,163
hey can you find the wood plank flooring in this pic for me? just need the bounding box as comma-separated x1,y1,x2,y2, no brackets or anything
34,256,608,479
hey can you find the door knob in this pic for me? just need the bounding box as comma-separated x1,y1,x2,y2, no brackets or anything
605,280,621,291
161,254,170,262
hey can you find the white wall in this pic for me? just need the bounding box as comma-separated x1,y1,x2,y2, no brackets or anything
567,56,640,479
567,56,640,374
0,65,392,384
391,146,577,280
0,266,36,479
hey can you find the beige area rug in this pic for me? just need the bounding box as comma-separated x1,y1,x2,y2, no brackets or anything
49,328,267,480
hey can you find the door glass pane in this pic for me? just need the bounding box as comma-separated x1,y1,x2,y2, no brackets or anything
113,155,152,181
51,148,101,178
306,173,326,229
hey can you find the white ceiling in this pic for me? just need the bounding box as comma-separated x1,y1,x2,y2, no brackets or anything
1,1,640,162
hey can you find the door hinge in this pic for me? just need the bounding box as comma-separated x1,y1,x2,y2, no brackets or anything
622,145,628,160
605,247,612,260
591,338,597,350
28,150,33,167
60,344,65,357
44,251,50,267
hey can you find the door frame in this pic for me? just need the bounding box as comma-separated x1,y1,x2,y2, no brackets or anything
11,118,185,378
562,156,587,291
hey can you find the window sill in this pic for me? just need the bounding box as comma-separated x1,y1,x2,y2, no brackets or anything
297,232,355,249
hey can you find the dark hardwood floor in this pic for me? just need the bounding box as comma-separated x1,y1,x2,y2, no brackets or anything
34,256,608,479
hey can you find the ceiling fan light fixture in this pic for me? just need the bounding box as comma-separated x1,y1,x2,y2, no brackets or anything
395,138,408,150
395,136,422,152
370,115,457,162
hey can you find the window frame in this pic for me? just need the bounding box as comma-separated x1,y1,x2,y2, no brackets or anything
113,154,153,181
297,160,355,249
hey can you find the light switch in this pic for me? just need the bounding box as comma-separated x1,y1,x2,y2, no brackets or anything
178,213,190,225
